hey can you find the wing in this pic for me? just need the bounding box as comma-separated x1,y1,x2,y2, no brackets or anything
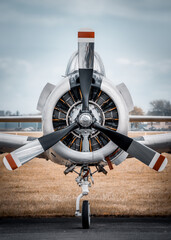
1,115,170,123
0,115,45,158
0,116,42,122
129,115,171,122
129,115,171,156
0,133,46,159
134,133,171,154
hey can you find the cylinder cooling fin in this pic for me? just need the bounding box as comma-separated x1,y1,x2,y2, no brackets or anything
52,85,119,152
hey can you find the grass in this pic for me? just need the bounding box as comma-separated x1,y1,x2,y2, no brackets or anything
0,132,170,217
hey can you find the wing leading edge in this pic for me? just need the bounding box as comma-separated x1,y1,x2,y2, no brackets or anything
0,133,46,160
134,133,171,154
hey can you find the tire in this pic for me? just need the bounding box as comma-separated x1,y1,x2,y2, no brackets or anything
82,200,90,229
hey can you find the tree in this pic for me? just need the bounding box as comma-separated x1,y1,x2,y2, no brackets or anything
130,106,144,115
16,110,20,116
147,100,171,116
130,106,144,129
5,111,12,116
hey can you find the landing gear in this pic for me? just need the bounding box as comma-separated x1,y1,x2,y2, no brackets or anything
74,166,93,228
64,164,107,229
82,200,90,229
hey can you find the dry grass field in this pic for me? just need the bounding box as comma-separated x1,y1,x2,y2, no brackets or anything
0,132,171,217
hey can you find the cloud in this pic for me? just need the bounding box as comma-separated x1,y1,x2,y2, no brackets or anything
116,58,147,66
105,55,171,112
0,2,65,26
0,0,171,26
0,0,170,114
0,58,32,75
155,59,171,73
0,56,66,114
115,57,171,74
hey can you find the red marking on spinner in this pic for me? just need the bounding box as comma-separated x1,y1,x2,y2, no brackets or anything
78,32,95,38
153,155,165,171
6,154,18,170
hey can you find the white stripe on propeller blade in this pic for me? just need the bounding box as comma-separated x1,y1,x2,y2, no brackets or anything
3,139,44,170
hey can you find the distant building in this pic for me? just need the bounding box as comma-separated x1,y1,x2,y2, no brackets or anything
147,122,171,131
0,111,5,116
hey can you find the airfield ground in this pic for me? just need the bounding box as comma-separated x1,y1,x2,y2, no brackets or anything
0,132,170,217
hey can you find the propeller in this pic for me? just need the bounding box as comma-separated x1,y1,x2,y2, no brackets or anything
93,123,168,172
3,28,167,173
3,122,78,170
78,29,94,111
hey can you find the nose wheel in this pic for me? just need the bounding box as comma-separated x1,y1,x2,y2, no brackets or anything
82,200,91,229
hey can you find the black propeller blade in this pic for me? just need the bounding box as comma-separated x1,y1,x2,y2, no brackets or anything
93,122,167,172
79,69,93,111
78,29,94,111
3,122,78,170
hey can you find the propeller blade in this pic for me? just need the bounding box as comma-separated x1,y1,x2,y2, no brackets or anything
93,123,168,172
78,29,94,111
3,122,78,171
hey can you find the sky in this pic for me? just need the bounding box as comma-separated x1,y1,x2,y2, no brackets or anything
0,0,171,114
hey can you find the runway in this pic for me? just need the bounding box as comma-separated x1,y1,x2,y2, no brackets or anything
0,217,170,240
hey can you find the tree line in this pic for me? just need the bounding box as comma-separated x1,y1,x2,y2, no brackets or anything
130,100,171,116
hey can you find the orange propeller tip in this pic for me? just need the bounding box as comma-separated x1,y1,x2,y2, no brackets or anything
3,155,13,171
78,28,95,39
3,153,20,171
157,157,168,172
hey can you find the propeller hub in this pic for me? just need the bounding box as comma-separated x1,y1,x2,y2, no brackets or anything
78,113,93,128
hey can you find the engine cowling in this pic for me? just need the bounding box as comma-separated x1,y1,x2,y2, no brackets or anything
37,52,134,166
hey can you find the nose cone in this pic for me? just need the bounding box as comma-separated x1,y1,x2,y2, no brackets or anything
79,113,93,128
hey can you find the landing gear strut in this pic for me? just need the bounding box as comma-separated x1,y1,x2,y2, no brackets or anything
64,164,107,229
75,166,93,229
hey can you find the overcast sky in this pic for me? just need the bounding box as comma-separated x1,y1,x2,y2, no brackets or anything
0,0,171,114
